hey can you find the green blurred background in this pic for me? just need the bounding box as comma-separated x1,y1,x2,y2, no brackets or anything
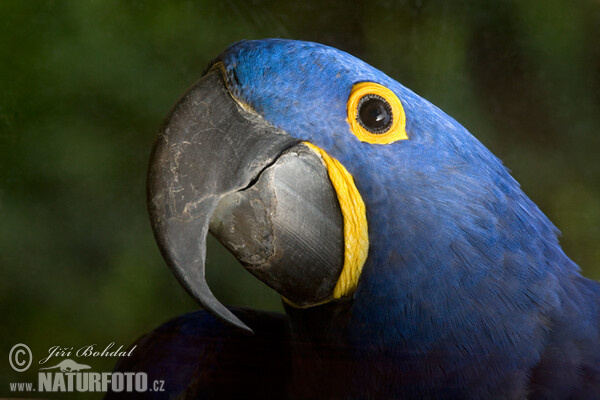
1,0,598,396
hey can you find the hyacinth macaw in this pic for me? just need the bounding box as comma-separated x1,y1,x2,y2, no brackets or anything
109,39,600,399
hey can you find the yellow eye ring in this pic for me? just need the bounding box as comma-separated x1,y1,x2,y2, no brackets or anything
347,82,408,144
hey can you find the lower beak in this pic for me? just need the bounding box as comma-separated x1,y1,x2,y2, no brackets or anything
147,68,344,333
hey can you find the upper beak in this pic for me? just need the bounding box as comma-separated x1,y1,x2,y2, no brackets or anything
147,67,344,333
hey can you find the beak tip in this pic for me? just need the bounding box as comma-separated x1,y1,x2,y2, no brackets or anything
202,301,255,335
188,277,255,335
236,322,255,336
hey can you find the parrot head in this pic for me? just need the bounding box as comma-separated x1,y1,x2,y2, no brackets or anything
148,38,571,345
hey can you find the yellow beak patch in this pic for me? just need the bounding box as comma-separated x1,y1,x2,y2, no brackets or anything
304,142,369,300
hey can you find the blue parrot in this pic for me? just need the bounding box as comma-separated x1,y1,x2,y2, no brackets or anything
109,39,600,399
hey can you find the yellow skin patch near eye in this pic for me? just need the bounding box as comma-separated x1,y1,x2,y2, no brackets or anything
304,142,369,300
347,82,408,144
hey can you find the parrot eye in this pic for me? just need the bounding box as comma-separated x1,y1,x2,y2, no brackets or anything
347,82,408,144
357,94,393,134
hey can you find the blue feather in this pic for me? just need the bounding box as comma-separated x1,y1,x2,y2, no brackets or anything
114,39,599,399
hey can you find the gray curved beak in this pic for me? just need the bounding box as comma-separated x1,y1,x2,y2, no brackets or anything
147,68,344,333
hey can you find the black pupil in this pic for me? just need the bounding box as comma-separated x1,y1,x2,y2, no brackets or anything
357,95,392,134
